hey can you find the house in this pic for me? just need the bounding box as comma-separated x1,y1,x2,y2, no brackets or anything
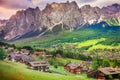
45,54,53,58
64,63,83,74
87,67,120,80
8,52,34,64
8,47,14,52
34,52,46,56
34,52,53,58
21,49,30,55
28,60,49,72
82,61,92,66
20,55,34,65
8,52,21,62
82,67,91,72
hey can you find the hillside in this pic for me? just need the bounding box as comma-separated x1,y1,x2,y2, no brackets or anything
11,22,120,51
1,2,120,41
0,60,94,80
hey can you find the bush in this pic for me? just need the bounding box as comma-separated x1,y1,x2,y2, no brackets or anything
54,65,58,68
0,48,6,60
38,55,43,60
102,59,110,67
22,46,33,50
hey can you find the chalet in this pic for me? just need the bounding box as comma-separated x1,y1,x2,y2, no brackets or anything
87,67,120,80
82,61,92,66
34,52,53,58
8,52,21,62
20,55,34,65
8,52,34,64
8,47,14,52
34,52,46,56
21,49,30,55
64,63,83,74
45,54,53,58
82,67,91,72
28,61,49,72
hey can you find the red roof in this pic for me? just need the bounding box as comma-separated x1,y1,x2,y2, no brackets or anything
34,52,46,55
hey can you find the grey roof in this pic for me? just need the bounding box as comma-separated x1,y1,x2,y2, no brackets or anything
98,67,120,75
29,61,49,67
21,55,34,62
67,63,82,69
9,52,21,59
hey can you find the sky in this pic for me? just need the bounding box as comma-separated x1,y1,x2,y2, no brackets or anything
0,0,120,20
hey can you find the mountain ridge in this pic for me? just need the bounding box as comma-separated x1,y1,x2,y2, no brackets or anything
1,1,120,41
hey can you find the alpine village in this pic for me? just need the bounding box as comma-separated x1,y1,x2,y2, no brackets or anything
0,0,120,80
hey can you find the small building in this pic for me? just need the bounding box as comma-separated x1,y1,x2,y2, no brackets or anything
34,52,46,56
21,49,31,55
87,67,120,80
64,63,83,74
20,55,34,65
82,61,92,66
8,52,21,62
34,52,53,58
28,61,49,72
45,54,53,58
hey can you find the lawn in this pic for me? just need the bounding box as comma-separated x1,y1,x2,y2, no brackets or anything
76,38,106,48
0,60,94,80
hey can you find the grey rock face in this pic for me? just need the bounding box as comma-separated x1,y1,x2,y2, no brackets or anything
2,1,120,40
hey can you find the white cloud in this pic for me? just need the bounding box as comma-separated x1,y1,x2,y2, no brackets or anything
0,0,120,19
0,0,33,9
0,7,17,19
78,0,120,8
32,0,120,9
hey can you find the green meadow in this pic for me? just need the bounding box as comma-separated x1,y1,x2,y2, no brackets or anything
0,60,94,80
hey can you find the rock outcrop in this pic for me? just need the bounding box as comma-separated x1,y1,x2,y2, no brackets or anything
1,1,120,40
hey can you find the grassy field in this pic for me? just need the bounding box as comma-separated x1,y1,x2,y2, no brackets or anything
0,60,94,80
10,22,120,51
77,38,106,48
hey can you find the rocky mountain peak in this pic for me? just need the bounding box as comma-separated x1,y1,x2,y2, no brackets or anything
1,1,120,41
102,3,120,14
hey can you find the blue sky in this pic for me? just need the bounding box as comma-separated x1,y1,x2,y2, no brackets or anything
0,0,119,19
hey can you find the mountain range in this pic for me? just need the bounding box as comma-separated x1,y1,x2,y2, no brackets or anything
0,1,120,41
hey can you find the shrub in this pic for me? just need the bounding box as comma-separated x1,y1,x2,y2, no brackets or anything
54,65,58,68
0,48,6,60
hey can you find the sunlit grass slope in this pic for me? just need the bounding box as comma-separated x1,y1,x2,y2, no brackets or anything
0,60,94,80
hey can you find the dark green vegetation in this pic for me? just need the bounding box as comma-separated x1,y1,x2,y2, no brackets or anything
0,48,6,60
12,22,120,51
92,57,120,70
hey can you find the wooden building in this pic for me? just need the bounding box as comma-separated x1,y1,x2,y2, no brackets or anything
29,61,49,72
34,52,46,56
87,67,120,80
82,61,92,66
34,52,53,58
20,55,34,65
8,52,21,62
64,63,83,74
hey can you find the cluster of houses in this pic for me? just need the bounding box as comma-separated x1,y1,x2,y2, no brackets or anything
64,62,120,79
3,46,120,80
6,48,50,72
